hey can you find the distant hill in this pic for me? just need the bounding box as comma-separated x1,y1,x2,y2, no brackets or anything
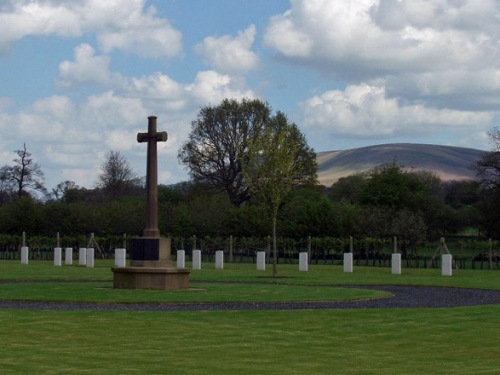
316,143,487,187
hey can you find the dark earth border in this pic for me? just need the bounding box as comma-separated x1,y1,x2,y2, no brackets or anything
1,285,500,311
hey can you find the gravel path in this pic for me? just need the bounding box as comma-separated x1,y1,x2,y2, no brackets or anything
1,285,500,311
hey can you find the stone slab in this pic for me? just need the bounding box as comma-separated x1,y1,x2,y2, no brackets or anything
215,250,224,269
115,248,126,268
177,250,185,268
442,254,453,276
130,237,171,267
112,267,190,290
21,246,29,265
86,248,94,268
65,248,73,265
79,248,86,266
54,247,62,267
343,252,353,273
256,251,266,271
392,253,401,275
299,252,308,272
192,249,201,270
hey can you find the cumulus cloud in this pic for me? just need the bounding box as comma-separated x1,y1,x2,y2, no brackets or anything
195,25,259,73
301,84,493,138
266,0,500,147
265,0,500,77
0,0,182,57
58,44,124,88
186,70,255,105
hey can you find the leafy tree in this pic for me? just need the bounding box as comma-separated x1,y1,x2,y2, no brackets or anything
243,112,317,276
280,187,336,237
178,98,272,207
329,174,366,203
51,180,80,201
96,151,141,198
359,162,410,208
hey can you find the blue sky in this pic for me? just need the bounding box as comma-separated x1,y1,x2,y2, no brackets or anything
0,0,499,191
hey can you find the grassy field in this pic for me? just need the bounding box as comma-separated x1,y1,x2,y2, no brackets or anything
1,260,499,374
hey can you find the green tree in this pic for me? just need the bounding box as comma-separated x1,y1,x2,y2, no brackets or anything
329,174,366,203
178,98,272,206
243,112,317,276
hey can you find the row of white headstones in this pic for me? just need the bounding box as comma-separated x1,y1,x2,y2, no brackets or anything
197,251,453,277
18,247,454,276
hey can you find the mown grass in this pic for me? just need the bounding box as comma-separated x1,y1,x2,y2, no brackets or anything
0,260,499,374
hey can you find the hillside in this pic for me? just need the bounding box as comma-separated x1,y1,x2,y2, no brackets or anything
316,143,487,187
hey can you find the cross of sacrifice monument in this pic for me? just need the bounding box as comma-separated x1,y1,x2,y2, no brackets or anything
137,115,167,238
112,115,190,290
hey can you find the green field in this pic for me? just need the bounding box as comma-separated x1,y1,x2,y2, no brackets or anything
1,261,499,374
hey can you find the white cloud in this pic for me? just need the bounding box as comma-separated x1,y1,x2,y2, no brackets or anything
81,91,148,130
301,84,493,137
195,25,259,73
0,0,182,57
58,44,124,88
186,70,255,105
265,0,500,74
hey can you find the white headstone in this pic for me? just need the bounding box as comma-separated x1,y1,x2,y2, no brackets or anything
192,249,202,270
20,246,29,265
442,254,452,276
65,248,73,265
78,248,87,266
114,248,126,268
391,253,401,275
256,251,266,271
177,250,186,268
343,252,353,273
54,247,62,267
299,252,308,271
215,250,224,270
86,248,94,268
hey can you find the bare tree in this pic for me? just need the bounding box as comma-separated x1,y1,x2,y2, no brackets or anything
96,150,141,197
7,144,47,198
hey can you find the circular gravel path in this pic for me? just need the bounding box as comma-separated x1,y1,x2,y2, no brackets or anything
1,285,500,311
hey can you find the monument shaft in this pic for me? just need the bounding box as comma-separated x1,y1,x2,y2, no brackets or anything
137,116,168,238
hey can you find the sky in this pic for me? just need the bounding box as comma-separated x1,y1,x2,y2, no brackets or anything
0,0,499,192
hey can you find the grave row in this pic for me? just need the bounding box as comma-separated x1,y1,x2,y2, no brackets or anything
19,247,455,276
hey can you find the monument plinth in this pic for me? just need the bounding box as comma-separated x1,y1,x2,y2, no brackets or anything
112,116,190,290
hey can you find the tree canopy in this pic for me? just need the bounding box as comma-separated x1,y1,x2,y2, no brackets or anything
243,111,317,275
178,98,317,207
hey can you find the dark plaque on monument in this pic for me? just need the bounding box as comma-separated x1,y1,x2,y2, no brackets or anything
112,116,190,289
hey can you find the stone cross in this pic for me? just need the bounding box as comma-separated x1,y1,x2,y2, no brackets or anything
137,116,168,238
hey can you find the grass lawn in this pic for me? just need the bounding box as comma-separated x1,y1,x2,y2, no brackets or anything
0,260,499,374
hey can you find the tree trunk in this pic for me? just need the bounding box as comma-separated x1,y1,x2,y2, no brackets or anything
272,213,277,277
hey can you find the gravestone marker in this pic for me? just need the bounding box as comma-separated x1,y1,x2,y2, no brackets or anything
79,248,87,266
392,236,401,274
86,248,94,268
192,250,202,270
65,248,73,265
54,247,62,267
442,254,453,276
256,251,266,271
20,232,29,265
215,250,224,270
299,252,308,271
177,250,185,268
343,252,353,273
115,248,126,268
